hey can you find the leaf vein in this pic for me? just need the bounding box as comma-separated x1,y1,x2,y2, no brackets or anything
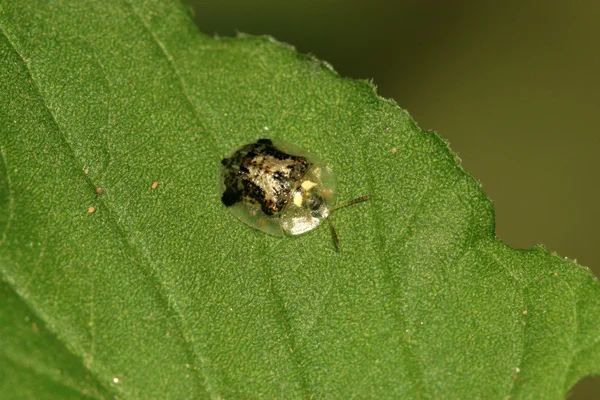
359,122,427,397
0,24,214,397
123,0,218,151
0,351,105,400
267,268,312,399
0,144,14,248
483,248,527,398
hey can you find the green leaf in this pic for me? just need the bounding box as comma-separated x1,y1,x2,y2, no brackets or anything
1,0,599,398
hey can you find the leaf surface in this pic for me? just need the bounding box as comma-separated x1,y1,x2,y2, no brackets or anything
0,0,599,398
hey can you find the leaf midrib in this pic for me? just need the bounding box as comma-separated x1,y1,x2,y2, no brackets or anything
0,18,212,398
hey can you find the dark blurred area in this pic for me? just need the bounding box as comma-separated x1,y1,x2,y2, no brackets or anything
190,1,600,397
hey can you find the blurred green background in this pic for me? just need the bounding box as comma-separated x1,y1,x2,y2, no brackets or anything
189,1,599,397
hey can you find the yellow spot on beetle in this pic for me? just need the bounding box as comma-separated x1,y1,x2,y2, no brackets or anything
293,192,303,207
301,180,316,190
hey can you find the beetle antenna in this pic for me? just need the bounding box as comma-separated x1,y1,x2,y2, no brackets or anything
330,194,372,213
326,194,372,249
327,217,341,249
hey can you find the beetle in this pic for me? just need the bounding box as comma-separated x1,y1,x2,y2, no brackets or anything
219,138,371,248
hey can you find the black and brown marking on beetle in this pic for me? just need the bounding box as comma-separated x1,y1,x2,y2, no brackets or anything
221,139,310,216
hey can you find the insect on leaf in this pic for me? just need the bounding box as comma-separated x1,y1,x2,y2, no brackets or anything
0,0,599,399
